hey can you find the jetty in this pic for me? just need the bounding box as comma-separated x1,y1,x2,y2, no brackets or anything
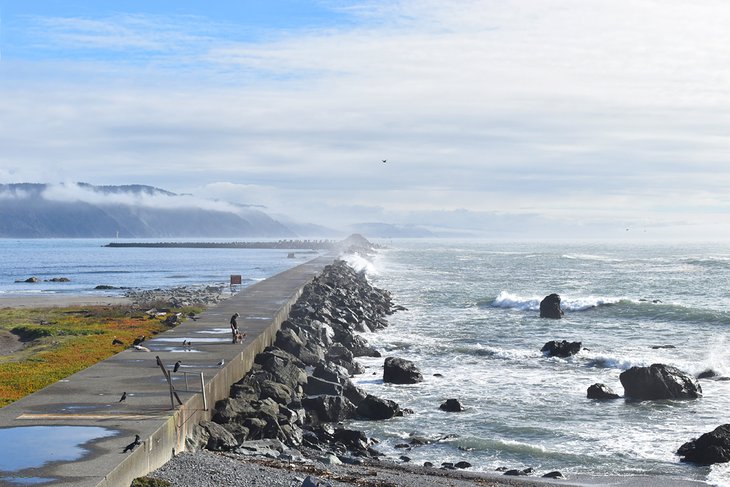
0,254,336,487
104,240,336,250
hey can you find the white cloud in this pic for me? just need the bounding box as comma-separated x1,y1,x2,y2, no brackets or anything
3,1,730,238
40,183,242,214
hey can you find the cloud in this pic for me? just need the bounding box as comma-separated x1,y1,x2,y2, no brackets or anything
2,2,730,238
40,183,243,214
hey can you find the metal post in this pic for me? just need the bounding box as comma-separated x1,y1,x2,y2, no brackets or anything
184,372,189,391
200,372,207,411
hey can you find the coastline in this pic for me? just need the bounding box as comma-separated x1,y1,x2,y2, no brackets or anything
0,293,132,309
0,242,719,487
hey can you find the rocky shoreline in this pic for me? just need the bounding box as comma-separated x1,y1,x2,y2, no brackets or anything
140,254,568,487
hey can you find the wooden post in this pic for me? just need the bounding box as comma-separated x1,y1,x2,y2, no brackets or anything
155,355,183,409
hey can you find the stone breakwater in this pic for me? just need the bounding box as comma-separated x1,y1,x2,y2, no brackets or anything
124,285,231,308
189,259,407,464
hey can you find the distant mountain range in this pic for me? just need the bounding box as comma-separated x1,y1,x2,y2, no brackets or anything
0,183,321,238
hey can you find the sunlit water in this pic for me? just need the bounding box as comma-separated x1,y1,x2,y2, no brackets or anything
0,238,318,295
348,240,730,486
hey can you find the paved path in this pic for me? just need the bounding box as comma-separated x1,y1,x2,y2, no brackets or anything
0,255,334,487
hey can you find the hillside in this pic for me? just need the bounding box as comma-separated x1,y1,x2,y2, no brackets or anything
0,183,296,238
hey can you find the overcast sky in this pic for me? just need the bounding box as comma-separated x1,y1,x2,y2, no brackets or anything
1,1,729,239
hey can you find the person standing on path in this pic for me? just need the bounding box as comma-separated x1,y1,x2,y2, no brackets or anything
230,312,240,344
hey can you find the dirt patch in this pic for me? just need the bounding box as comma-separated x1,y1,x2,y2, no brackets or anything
0,329,24,357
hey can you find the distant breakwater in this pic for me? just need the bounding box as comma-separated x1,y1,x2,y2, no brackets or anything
104,240,336,250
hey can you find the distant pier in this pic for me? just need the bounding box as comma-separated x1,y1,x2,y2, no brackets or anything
104,239,336,250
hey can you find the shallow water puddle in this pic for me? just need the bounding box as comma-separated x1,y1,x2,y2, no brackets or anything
0,425,115,472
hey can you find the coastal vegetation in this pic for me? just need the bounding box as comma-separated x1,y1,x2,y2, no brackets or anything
0,304,202,407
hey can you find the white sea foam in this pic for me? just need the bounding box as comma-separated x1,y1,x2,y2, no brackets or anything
489,291,623,312
583,353,648,371
342,253,378,276
490,291,541,311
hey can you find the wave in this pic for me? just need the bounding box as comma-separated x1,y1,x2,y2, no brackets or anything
582,353,648,371
486,291,622,312
484,291,730,326
342,253,378,276
452,343,539,361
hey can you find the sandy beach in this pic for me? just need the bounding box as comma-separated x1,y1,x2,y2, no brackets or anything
0,294,131,309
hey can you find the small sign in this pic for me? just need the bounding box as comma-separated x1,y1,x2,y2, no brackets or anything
230,275,242,285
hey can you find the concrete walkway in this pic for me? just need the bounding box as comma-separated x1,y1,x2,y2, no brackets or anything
0,255,334,487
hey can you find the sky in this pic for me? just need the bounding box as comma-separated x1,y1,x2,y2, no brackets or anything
1,0,730,239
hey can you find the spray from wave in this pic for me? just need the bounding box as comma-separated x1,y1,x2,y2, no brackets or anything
342,253,379,277
487,291,622,312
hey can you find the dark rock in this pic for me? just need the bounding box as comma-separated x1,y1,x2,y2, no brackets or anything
439,398,464,412
47,277,70,282
302,395,356,423
455,461,472,469
587,383,621,400
200,420,238,451
383,356,424,384
356,394,401,420
698,369,719,379
677,424,730,465
539,293,564,319
504,469,526,476
24,277,40,283
424,461,434,468
542,471,565,479
651,345,676,349
541,340,582,357
95,285,116,290
620,363,702,400
333,428,369,452
274,328,304,356
259,380,293,405
304,376,344,397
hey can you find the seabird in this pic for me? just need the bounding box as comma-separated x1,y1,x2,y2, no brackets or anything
132,335,146,346
119,392,127,403
217,359,224,367
112,337,124,346
382,159,387,163
133,344,151,352
173,360,181,373
182,339,187,346
123,434,141,453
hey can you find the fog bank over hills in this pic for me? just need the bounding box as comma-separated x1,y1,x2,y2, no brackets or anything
0,183,314,238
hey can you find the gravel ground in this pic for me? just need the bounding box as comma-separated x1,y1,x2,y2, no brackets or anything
148,450,571,487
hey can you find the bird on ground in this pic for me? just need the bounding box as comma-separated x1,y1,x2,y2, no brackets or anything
123,434,141,453
112,337,124,346
173,360,181,373
187,313,198,321
217,359,224,367
182,339,187,346
133,344,151,352
119,392,127,403
132,335,146,346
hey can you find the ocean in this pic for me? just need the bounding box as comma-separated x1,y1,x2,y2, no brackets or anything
345,239,730,486
1,238,729,485
0,238,315,296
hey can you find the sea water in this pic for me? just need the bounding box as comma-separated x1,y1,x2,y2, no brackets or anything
0,238,316,296
347,239,730,486
2,238,729,485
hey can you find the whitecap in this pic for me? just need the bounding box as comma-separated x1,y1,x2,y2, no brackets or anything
342,253,378,276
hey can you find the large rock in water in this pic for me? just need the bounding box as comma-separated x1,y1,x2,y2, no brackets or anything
539,294,564,319
677,424,730,465
383,357,423,384
587,383,621,400
619,364,702,400
541,340,581,357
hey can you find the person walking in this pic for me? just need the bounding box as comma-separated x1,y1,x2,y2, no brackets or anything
230,312,240,344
